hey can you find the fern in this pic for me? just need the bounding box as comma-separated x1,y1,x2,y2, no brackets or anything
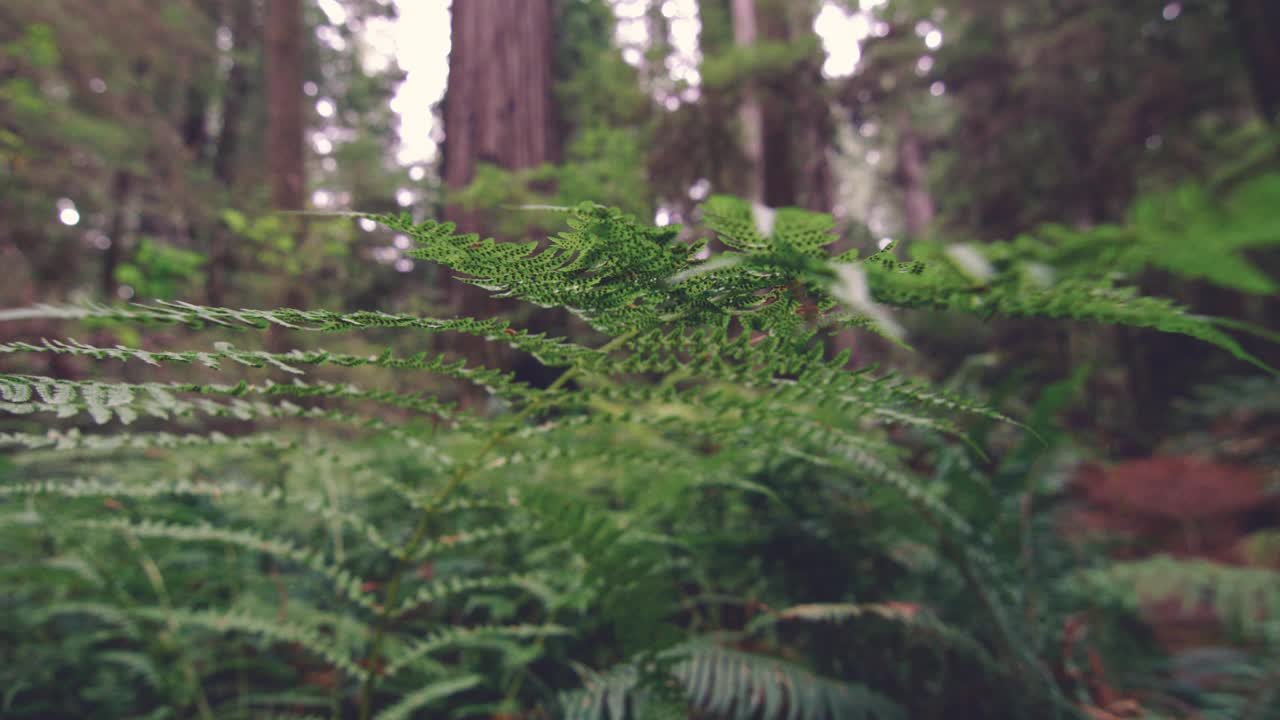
562,641,905,720
373,675,484,720
3,195,1275,718
1074,556,1280,646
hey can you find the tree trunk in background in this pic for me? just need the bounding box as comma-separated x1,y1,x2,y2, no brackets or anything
732,0,831,212
442,0,558,384
266,0,304,212
894,110,934,237
1230,0,1280,122
728,1,841,356
207,0,254,305
265,0,305,353
731,0,765,203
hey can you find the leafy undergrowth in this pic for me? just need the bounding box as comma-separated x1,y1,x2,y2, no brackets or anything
2,197,1278,719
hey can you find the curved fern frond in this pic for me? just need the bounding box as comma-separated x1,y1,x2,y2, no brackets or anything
373,674,484,720
1,339,536,400
562,641,904,720
1,375,419,441
391,573,553,617
383,624,571,677
0,477,398,555
0,301,600,368
2,375,463,427
676,643,904,720
1077,556,1280,646
133,607,372,681
35,602,370,681
70,517,383,611
0,428,298,453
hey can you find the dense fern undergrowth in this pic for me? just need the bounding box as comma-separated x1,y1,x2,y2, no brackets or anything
2,190,1278,719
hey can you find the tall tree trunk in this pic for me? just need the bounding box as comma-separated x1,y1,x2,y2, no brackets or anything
266,0,305,212
265,0,306,352
442,0,558,388
207,0,254,305
731,0,765,203
731,0,831,211
894,110,934,237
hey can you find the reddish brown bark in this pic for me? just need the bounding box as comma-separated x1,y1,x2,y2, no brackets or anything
207,0,254,305
265,0,306,353
442,0,558,375
266,0,304,212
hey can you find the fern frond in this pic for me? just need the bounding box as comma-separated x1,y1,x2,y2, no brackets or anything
748,602,999,669
132,607,372,681
676,643,904,720
869,242,1275,372
1,375,462,428
779,445,970,536
0,476,399,555
1077,556,1280,645
404,524,522,562
563,641,904,720
383,624,571,677
1,339,536,400
373,674,484,720
0,428,298,453
388,205,698,334
30,601,143,634
69,517,383,612
0,301,600,367
1,375,419,441
391,573,553,617
32,602,370,681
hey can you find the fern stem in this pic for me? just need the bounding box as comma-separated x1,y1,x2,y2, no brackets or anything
356,330,637,720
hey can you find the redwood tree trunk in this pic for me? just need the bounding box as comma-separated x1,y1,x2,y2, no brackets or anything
266,0,305,212
265,0,305,352
732,0,831,211
731,0,765,203
207,0,254,305
442,0,558,377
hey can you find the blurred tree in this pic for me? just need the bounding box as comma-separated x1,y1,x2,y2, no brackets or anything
0,0,410,316
442,0,559,379
266,0,305,215
206,0,256,305
840,0,1277,450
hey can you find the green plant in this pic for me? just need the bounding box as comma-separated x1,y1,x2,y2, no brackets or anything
1,196,1275,718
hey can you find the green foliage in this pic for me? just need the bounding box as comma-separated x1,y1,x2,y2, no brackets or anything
563,641,904,720
923,172,1280,296
1074,557,1280,647
2,196,1276,719
114,239,206,300
700,37,823,91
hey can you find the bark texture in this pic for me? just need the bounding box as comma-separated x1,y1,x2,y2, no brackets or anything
733,0,831,211
207,0,254,305
264,0,305,351
731,0,765,203
265,0,304,211
442,0,558,375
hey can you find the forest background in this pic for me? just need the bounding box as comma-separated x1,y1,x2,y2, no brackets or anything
1,1,1279,718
